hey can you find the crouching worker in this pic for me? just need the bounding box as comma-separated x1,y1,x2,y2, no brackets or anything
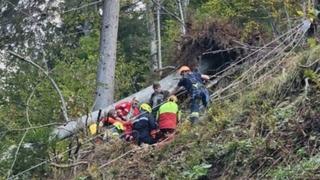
156,95,180,144
132,103,158,145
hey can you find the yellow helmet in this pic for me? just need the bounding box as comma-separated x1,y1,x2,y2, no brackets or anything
178,65,191,74
140,103,152,113
89,124,98,135
113,122,125,131
168,95,178,102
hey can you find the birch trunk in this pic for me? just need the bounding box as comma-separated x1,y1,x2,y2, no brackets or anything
93,0,120,110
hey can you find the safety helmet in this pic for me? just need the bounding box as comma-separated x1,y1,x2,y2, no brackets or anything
113,122,125,131
168,95,178,102
89,124,98,135
139,103,152,113
178,66,191,74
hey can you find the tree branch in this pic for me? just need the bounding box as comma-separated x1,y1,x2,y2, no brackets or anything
299,58,320,68
50,161,89,168
151,0,185,25
153,66,176,72
11,123,63,131
7,50,69,122
99,147,142,169
7,130,28,178
26,81,44,129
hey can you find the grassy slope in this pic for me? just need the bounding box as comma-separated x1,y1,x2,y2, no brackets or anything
70,46,320,180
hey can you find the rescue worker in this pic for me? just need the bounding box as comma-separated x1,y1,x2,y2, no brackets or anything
156,95,180,144
150,81,170,108
115,98,140,121
132,103,158,145
157,95,180,137
149,81,169,116
172,65,210,123
99,109,126,134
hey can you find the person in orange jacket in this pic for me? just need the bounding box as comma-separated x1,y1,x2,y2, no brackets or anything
99,109,127,134
115,98,140,121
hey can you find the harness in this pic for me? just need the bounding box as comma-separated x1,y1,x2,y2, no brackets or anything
185,73,205,97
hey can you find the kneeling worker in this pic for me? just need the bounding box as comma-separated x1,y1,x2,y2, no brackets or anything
157,95,180,142
132,103,158,145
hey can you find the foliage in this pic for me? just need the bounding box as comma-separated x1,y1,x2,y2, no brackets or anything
1,0,319,179
183,163,212,179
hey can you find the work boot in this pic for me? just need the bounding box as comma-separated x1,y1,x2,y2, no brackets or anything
189,112,200,124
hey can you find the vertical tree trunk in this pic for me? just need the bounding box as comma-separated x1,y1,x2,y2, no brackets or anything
156,0,162,75
177,0,186,35
147,0,158,73
93,0,120,110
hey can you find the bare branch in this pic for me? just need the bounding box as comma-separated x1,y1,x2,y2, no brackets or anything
50,161,89,168
7,50,69,122
304,78,310,99
11,123,63,131
7,130,28,178
153,66,176,72
299,58,320,68
151,0,185,25
26,81,44,129
62,0,102,14
99,147,142,169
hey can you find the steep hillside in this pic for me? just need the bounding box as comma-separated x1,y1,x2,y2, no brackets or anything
51,45,320,179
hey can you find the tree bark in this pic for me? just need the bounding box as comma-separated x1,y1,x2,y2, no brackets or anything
156,0,162,76
93,0,120,110
177,0,186,34
147,0,158,72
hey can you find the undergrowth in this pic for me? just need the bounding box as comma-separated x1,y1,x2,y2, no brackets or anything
55,46,320,180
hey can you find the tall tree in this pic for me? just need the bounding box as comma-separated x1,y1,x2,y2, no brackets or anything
177,0,186,34
156,0,163,75
147,0,158,73
93,0,120,110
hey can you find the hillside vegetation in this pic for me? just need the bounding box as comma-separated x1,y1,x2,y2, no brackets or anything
1,1,319,179
52,45,320,180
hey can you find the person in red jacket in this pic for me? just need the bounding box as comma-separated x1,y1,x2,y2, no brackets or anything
156,95,180,142
115,98,140,121
100,110,125,127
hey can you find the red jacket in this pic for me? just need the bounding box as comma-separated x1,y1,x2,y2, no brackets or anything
100,117,126,126
100,116,132,134
157,101,179,129
115,101,140,120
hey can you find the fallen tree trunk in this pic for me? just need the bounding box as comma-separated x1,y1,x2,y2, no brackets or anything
52,72,181,139
52,20,252,139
